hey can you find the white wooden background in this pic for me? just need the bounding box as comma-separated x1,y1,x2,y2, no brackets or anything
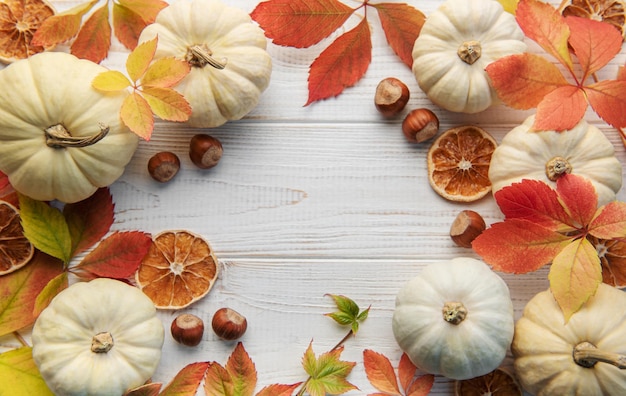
2,0,626,394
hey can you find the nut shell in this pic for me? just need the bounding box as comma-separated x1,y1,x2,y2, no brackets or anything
148,151,181,182
375,77,410,117
171,313,204,346
450,210,486,248
189,134,223,169
212,308,247,340
402,108,439,143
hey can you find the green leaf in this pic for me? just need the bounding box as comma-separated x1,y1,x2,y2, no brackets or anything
18,194,72,264
324,294,369,334
302,343,357,396
0,347,54,396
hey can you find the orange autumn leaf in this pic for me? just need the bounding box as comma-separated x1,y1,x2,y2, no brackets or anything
306,18,371,105
123,382,162,396
590,201,626,239
371,3,425,68
120,91,154,140
256,383,302,396
31,0,98,47
363,349,401,395
141,86,192,123
203,343,257,396
160,362,210,396
534,85,588,131
113,0,167,49
70,3,111,63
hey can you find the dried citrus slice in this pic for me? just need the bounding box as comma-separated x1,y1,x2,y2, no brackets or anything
135,230,219,309
558,0,626,39
455,368,522,396
590,236,626,287
0,200,34,275
427,125,497,202
0,0,55,63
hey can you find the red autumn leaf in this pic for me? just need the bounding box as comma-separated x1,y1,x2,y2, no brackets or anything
123,382,162,396
472,219,571,273
584,79,626,129
160,362,210,396
494,179,574,230
0,170,17,207
250,0,354,48
256,383,302,396
397,353,417,394
306,18,371,105
618,65,626,81
225,342,257,396
533,85,588,131
486,53,569,110
72,231,152,280
0,251,64,336
371,3,425,68
31,0,98,47
590,202,626,240
515,0,573,69
70,3,111,63
554,173,598,227
63,188,114,257
566,16,622,79
363,349,401,395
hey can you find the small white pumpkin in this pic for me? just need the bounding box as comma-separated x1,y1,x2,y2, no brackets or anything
392,257,514,380
412,0,527,113
513,284,626,395
489,115,623,206
32,278,164,396
138,0,272,128
0,52,138,204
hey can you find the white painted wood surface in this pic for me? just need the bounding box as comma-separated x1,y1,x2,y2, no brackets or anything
1,0,626,394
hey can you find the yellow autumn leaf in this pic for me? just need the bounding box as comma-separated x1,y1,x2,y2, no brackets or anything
92,70,131,92
0,347,54,396
497,0,519,14
126,37,157,83
142,57,191,88
142,86,192,122
120,92,154,140
548,238,602,322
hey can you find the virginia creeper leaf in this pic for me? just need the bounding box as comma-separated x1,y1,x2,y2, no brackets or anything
584,79,626,129
372,3,425,68
590,202,626,239
533,85,588,131
306,18,371,106
18,195,72,264
113,0,167,50
127,37,157,83
120,91,154,140
302,344,357,396
0,251,63,336
516,0,573,70
71,4,111,63
117,0,168,22
33,271,68,317
325,294,369,334
141,57,191,88
123,382,162,396
398,353,417,394
73,231,152,280
225,342,257,396
566,16,622,80
160,362,210,396
92,70,132,91
497,0,519,14
406,374,435,396
494,179,574,230
555,174,598,227
250,0,354,48
363,349,401,395
203,362,234,396
486,53,569,110
256,383,302,396
31,0,99,47
0,347,54,396
472,219,571,273
141,86,192,123
548,238,602,322
618,65,626,81
63,187,115,257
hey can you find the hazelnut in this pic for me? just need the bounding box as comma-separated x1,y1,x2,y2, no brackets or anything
450,210,486,248
374,77,410,117
189,134,223,169
402,108,440,143
171,313,204,346
212,308,247,340
148,151,180,182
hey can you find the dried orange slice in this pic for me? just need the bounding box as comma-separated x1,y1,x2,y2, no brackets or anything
135,230,219,309
455,368,522,396
558,0,626,39
427,125,497,202
591,236,626,287
0,200,34,275
0,0,55,64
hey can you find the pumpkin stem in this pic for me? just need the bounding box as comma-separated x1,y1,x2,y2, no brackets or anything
187,44,227,69
573,342,626,369
91,332,114,353
457,40,482,65
545,156,573,181
442,301,468,325
45,123,109,149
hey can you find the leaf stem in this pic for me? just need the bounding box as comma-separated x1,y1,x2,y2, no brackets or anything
13,331,29,347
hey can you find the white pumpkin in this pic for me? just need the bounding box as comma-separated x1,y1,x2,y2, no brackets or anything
392,257,515,380
412,0,527,113
0,52,138,204
32,278,164,396
489,115,623,206
138,0,272,128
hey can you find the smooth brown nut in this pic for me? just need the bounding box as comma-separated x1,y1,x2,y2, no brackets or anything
189,134,223,169
212,308,247,340
171,313,204,346
402,108,440,143
375,77,410,117
148,151,180,182
450,210,486,248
